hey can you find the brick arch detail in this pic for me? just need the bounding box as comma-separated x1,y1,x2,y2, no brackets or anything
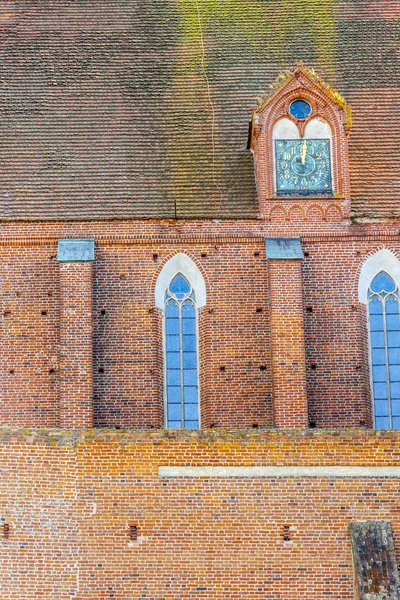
306,204,324,222
153,251,208,309
357,248,400,304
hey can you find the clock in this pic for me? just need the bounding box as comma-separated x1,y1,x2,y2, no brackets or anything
275,139,332,196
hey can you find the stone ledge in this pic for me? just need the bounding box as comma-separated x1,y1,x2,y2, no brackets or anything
0,426,400,447
159,466,400,478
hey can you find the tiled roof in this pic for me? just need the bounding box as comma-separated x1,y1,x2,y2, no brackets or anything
0,1,398,221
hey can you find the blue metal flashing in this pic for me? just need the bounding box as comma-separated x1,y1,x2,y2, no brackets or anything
265,237,303,260
57,239,95,262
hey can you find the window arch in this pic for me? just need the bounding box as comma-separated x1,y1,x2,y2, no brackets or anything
368,272,400,429
155,253,206,430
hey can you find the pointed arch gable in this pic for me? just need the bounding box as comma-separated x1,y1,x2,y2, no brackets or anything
155,253,207,309
358,250,400,304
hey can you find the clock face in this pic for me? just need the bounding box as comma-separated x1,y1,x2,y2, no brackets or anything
275,139,332,196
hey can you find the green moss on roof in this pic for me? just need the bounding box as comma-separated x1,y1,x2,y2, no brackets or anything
0,0,399,220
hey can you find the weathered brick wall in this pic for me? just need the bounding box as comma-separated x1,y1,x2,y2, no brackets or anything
59,262,94,428
0,428,399,600
1,221,400,429
0,243,59,427
92,239,272,429
302,240,400,428
269,258,308,428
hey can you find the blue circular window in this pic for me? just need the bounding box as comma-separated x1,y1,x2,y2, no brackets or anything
289,99,312,119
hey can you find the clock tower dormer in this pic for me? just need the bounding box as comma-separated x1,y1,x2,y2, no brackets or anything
250,64,352,223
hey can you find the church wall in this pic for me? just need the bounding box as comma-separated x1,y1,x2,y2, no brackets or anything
0,428,399,600
1,221,400,429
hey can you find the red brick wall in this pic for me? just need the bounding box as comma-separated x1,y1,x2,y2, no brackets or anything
0,428,399,600
0,244,59,427
92,242,272,429
269,259,308,428
1,221,400,429
301,240,400,428
59,262,94,428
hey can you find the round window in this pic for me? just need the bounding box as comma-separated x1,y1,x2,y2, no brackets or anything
289,99,312,119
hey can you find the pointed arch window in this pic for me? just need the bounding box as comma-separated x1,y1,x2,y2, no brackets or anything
368,272,400,429
164,274,199,429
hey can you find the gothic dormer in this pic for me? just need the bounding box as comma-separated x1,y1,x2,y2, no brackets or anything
250,64,353,223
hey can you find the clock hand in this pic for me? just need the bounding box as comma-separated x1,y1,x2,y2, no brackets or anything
301,140,307,166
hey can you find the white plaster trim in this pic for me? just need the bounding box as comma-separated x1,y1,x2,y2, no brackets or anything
158,466,400,478
358,249,400,304
272,118,300,140
155,253,206,309
304,118,332,139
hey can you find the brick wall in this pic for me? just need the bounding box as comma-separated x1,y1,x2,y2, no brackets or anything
0,428,399,600
1,220,400,429
59,262,94,428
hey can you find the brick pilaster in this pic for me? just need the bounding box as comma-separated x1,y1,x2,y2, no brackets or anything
58,241,95,428
267,238,308,428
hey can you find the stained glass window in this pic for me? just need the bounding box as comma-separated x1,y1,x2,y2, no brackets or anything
368,272,400,429
164,274,199,429
289,99,312,119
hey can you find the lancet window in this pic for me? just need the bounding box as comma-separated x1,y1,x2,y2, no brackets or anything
368,272,400,429
164,274,199,429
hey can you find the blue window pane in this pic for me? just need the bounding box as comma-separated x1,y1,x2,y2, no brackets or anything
391,399,400,416
387,331,400,347
169,274,191,299
182,301,195,317
182,318,196,335
167,404,182,421
183,370,197,386
369,296,383,314
369,314,384,332
374,399,389,417
184,387,198,403
370,272,396,293
165,301,179,318
167,387,181,403
386,296,399,314
373,382,388,399
371,348,386,365
167,370,181,386
165,274,199,430
183,352,197,369
182,335,196,351
166,335,180,351
289,99,312,119
386,313,400,331
388,347,400,364
390,382,400,399
184,403,199,421
165,318,179,335
375,416,390,429
389,364,400,381
392,416,400,429
167,352,180,369
370,331,385,348
372,365,387,382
